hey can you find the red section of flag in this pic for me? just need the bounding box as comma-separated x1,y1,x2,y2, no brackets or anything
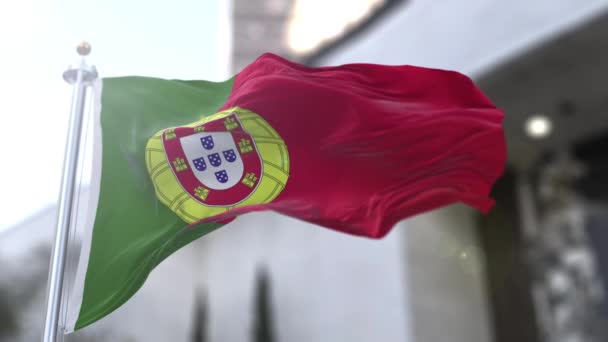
195,53,506,238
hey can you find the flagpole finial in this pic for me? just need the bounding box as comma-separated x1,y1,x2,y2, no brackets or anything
63,41,97,85
76,41,91,56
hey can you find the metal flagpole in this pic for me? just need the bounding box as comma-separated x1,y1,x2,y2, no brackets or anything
42,42,98,342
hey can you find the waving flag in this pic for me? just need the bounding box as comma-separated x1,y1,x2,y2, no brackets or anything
66,53,506,331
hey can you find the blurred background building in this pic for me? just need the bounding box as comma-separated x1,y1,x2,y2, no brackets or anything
1,1,608,341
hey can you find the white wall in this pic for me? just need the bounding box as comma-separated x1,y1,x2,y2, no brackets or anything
201,213,410,342
405,206,492,342
317,0,608,77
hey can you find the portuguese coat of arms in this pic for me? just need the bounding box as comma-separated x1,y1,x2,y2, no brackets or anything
162,113,262,206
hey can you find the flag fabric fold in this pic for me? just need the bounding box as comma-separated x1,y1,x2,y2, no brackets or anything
66,53,506,331
200,53,506,238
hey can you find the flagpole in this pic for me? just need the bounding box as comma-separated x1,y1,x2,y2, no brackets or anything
42,42,98,342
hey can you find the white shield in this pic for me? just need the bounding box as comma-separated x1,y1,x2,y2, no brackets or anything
180,132,244,190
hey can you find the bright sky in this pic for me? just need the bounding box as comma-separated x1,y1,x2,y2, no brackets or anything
0,0,231,232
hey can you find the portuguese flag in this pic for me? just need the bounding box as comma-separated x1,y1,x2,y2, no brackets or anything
65,53,506,331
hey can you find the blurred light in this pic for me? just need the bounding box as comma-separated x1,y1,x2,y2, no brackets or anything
456,246,482,277
547,269,570,293
525,115,553,139
286,0,384,54
562,248,593,272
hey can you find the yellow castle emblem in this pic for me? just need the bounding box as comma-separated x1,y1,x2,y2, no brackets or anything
242,172,258,188
194,186,210,201
238,138,253,154
172,158,188,172
164,128,176,140
224,116,239,131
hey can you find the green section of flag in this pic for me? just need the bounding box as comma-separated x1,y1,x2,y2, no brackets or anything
75,76,234,330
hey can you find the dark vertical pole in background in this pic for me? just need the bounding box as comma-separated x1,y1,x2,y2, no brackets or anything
575,133,608,322
476,168,541,342
253,268,275,342
191,289,208,342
